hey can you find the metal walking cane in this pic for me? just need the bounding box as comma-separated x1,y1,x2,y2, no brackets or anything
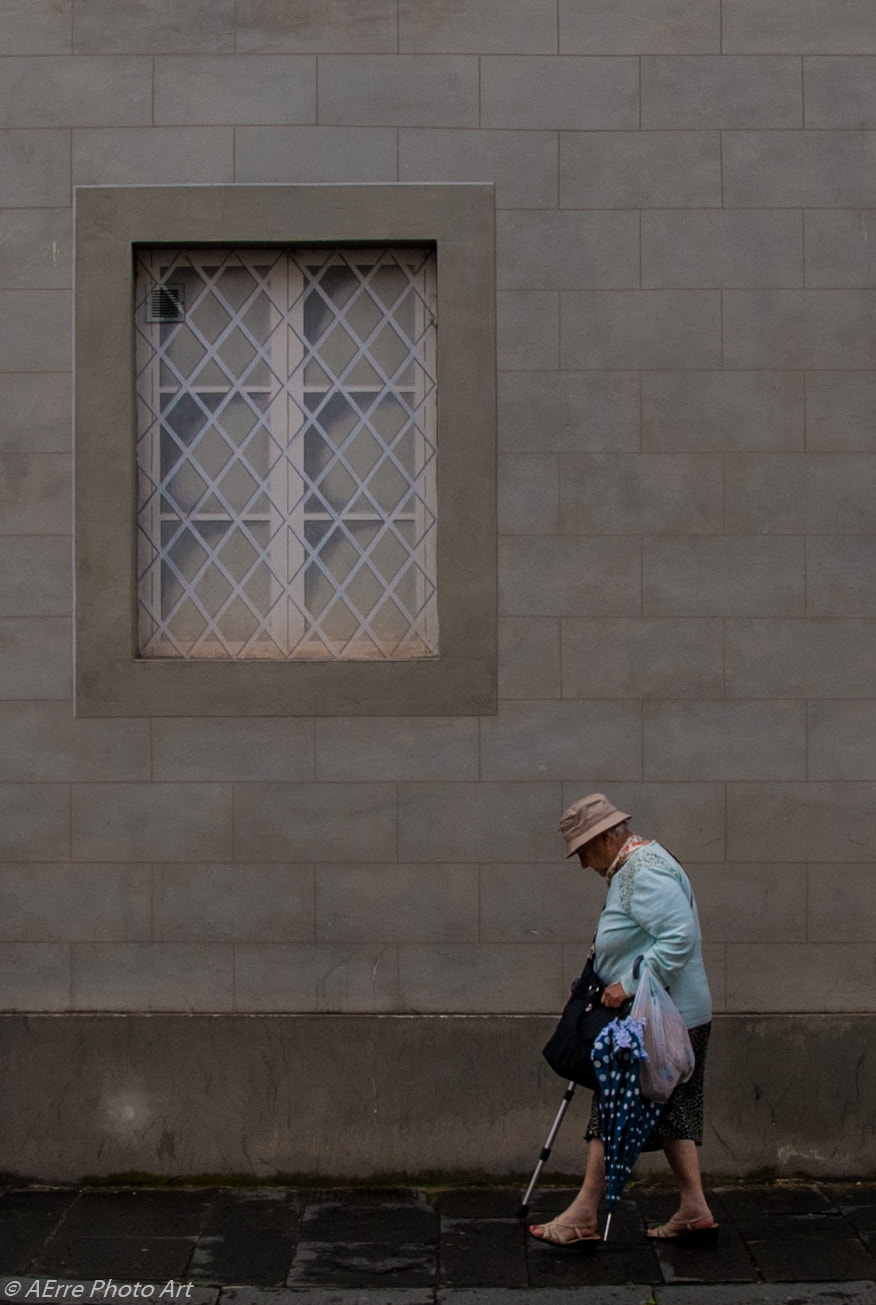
518,1080,577,1220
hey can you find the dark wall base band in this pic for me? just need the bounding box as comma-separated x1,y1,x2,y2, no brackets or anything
2,1014,873,1183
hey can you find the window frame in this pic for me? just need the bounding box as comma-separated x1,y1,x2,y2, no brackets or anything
74,184,497,717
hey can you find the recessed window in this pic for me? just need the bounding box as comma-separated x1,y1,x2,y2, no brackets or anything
135,246,438,661
74,184,496,717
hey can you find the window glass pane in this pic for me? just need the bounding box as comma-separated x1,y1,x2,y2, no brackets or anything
136,246,437,660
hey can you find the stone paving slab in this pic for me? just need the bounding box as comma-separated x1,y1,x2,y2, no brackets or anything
0,1190,80,1274
436,1292,650,1305
650,1227,757,1285
731,1212,855,1239
2,1183,876,1293
57,1189,215,1237
655,1285,876,1305
747,1236,876,1283
526,1236,658,1288
712,1184,836,1217
189,1191,301,1288
835,1203,876,1236
30,1234,196,1281
440,1219,528,1288
222,1293,433,1305
634,1184,757,1284
288,1241,437,1289
435,1190,523,1219
219,1288,876,1305
300,1201,437,1245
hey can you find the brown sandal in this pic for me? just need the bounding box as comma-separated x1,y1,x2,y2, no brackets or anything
647,1214,719,1239
529,1216,601,1246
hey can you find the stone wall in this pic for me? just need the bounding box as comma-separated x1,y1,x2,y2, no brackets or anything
1,0,875,1177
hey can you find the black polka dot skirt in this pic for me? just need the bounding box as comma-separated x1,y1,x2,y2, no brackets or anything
585,1021,711,1149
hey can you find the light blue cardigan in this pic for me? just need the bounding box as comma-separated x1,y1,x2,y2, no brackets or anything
593,841,712,1029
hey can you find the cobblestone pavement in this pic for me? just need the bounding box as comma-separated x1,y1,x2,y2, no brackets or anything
1,1182,875,1305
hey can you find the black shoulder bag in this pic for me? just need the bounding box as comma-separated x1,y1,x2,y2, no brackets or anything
541,950,631,1091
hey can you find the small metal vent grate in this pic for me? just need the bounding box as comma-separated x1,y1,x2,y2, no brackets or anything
146,284,185,323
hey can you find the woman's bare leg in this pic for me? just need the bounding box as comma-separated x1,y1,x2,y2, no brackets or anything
659,1138,713,1222
529,1138,605,1235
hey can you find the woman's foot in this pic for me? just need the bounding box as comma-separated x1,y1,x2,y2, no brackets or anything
647,1213,718,1239
528,1215,601,1245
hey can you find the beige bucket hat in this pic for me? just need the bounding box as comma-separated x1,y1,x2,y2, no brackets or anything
560,793,630,858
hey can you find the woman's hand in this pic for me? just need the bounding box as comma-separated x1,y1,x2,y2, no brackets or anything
601,981,630,1008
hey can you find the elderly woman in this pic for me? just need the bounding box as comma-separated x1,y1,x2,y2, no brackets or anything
530,793,717,1246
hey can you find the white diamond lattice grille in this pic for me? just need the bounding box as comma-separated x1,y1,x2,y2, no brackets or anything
134,247,438,660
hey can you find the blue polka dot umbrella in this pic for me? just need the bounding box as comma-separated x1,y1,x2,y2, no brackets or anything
591,1015,665,1239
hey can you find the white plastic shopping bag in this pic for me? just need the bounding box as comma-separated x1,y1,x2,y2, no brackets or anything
630,962,695,1103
